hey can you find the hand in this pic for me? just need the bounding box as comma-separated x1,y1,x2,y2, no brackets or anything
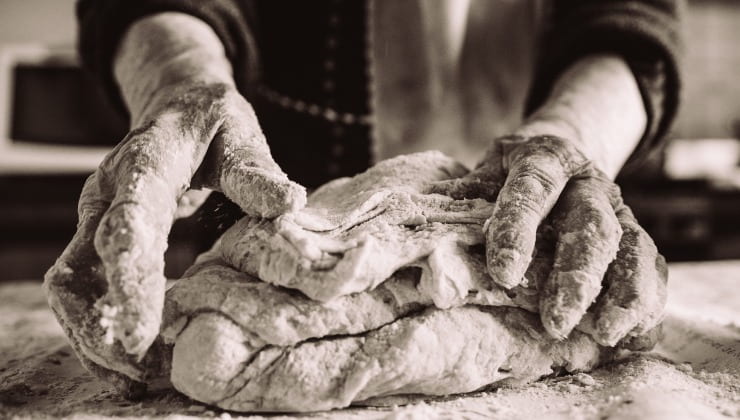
43,81,306,394
438,135,667,346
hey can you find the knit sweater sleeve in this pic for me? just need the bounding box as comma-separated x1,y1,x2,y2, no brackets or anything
76,0,259,116
526,0,684,167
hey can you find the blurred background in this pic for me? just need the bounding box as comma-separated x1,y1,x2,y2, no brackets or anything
0,0,739,281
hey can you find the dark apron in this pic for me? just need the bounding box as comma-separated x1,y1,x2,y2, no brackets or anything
197,0,543,247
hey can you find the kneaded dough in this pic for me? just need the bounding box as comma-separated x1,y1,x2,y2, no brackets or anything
162,151,619,412
218,151,555,306
176,308,608,412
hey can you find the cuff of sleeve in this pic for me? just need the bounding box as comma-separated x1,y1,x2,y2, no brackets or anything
76,0,259,118
525,2,683,170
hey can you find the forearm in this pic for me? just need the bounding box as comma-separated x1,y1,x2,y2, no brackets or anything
515,54,647,179
113,12,235,124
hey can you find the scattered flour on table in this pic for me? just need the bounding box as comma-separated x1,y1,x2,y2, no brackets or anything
3,282,739,419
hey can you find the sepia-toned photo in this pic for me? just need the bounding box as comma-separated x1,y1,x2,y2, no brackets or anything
0,0,738,418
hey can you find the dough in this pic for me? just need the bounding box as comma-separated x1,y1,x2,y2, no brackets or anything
169,290,610,412
161,151,619,412
219,151,554,306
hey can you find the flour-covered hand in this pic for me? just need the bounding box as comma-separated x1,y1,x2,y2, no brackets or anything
482,135,666,344
43,13,306,396
434,134,667,345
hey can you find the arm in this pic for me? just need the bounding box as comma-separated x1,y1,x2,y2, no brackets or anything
76,0,260,113
113,13,234,124
526,0,684,169
515,54,646,179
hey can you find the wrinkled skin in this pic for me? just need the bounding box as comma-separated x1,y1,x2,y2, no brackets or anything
432,135,668,345
43,81,307,396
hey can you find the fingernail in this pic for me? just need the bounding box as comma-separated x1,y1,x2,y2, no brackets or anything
595,307,636,347
487,248,525,288
541,271,601,340
541,310,573,341
541,301,581,340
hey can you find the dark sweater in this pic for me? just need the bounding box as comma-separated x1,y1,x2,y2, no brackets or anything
76,0,683,185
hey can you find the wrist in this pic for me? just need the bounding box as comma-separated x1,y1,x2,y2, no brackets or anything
113,12,235,122
516,54,647,179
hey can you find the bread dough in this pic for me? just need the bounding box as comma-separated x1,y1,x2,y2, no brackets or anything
169,288,609,412
163,258,611,412
219,151,557,306
162,151,618,412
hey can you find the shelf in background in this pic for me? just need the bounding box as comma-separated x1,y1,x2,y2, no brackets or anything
0,143,110,174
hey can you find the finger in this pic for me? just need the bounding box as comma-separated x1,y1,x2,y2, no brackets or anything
216,99,307,218
486,136,587,288
43,174,150,389
427,166,505,203
427,139,507,201
427,176,504,202
592,203,668,346
93,119,201,358
617,323,664,352
539,176,622,339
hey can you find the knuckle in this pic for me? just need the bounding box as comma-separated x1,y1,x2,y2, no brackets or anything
104,124,174,184
525,167,559,195
115,142,160,179
500,170,558,214
564,175,621,208
96,202,161,262
516,135,588,174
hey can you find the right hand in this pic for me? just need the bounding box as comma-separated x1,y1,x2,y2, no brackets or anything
43,79,306,394
431,135,667,348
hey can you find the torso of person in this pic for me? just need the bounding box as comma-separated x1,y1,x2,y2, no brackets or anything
246,0,543,189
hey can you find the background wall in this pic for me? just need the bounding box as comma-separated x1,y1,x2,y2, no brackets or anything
0,0,77,47
673,0,740,139
0,0,735,138
0,0,739,281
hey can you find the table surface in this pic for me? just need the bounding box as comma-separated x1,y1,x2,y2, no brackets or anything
1,261,739,419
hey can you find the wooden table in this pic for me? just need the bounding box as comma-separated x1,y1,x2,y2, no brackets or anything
1,261,739,419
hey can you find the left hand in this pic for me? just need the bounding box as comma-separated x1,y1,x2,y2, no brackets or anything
438,134,667,346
